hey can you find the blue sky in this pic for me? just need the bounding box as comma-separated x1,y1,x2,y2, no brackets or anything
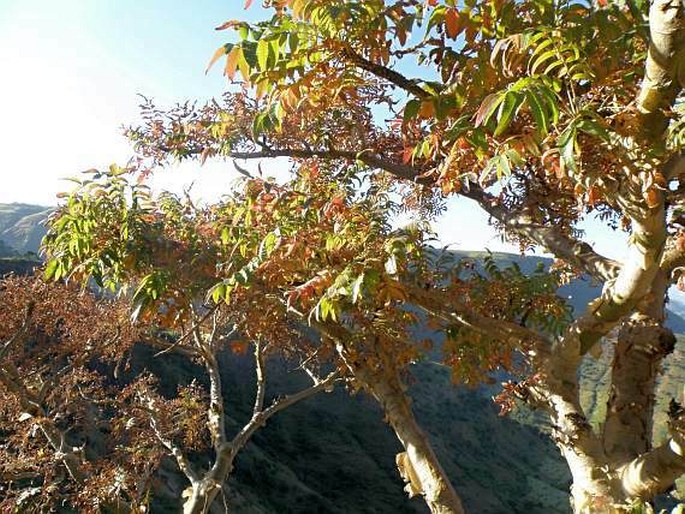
0,0,626,257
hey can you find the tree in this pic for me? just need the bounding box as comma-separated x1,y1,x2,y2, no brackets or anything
122,0,685,511
42,174,344,513
44,161,567,514
0,276,147,512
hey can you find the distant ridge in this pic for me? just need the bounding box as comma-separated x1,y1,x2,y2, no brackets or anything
0,203,52,256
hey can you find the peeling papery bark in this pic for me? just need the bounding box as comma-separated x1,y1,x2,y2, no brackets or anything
363,370,464,514
638,0,685,140
603,312,675,464
340,347,464,514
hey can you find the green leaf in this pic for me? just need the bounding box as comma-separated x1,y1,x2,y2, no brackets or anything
474,93,504,127
259,231,280,259
209,283,226,304
403,99,421,123
220,227,231,245
559,126,577,172
257,39,270,71
526,90,548,135
43,259,58,281
493,92,522,137
577,118,610,141
351,273,365,304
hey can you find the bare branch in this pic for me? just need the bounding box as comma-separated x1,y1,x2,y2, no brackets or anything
339,47,431,99
252,340,266,418
228,148,424,182
142,394,200,484
142,334,199,359
230,369,340,454
405,284,549,350
0,302,34,360
147,305,219,358
460,188,621,283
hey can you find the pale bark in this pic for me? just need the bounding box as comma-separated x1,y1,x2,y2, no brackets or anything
360,366,464,514
461,187,621,283
637,0,685,141
602,304,675,464
170,321,340,514
620,438,685,499
332,338,464,514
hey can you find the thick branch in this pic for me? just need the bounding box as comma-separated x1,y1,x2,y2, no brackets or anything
339,47,431,99
637,0,685,141
461,188,620,282
195,311,228,454
620,432,685,498
602,275,676,464
143,394,200,484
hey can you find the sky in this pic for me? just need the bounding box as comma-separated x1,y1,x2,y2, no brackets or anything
0,0,627,258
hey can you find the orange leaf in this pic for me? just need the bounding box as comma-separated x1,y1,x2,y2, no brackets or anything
402,146,414,164
419,100,434,119
230,341,250,355
206,45,228,74
445,9,462,40
587,186,601,207
224,46,241,80
644,188,659,209
397,27,407,46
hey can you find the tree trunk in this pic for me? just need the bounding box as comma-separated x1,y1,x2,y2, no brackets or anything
355,362,465,514
183,480,222,514
182,450,235,514
603,314,675,463
560,449,616,514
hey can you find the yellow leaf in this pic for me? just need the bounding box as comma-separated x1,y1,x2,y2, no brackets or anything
238,53,251,82
224,46,242,80
206,45,228,74
419,100,434,119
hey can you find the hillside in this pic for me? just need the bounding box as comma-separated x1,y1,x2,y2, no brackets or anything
126,345,571,514
0,203,52,256
0,216,683,512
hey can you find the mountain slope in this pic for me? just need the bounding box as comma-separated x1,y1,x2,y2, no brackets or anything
0,217,682,512
0,203,51,255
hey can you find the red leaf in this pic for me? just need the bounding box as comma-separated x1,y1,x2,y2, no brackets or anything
230,341,250,355
245,0,254,8
215,20,239,31
402,147,414,164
